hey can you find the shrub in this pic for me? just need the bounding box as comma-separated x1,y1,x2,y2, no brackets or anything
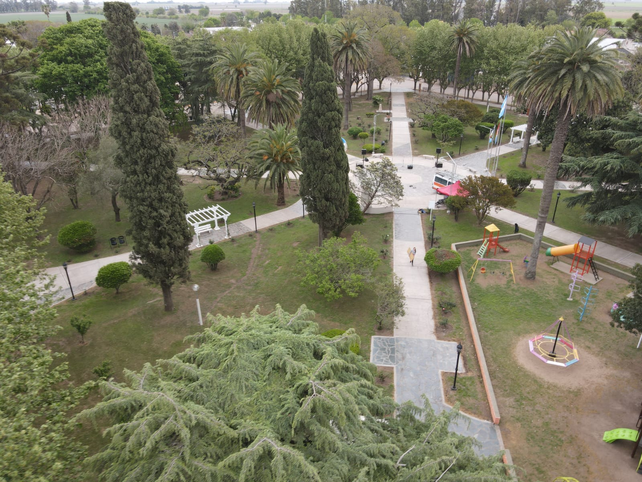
70,314,93,343
57,221,97,252
502,119,515,133
321,329,360,355
369,126,382,135
361,143,382,153
445,195,467,221
506,170,532,197
481,108,500,124
372,95,384,107
475,122,494,139
424,248,462,274
96,261,133,293
347,126,363,139
358,131,370,140
206,185,217,199
201,244,225,270
365,112,375,117
93,360,113,380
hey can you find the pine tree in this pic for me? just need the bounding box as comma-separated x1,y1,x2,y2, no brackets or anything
79,305,510,481
299,28,350,246
103,2,192,311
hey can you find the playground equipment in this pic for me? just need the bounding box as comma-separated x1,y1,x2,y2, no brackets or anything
577,286,598,322
567,270,583,301
553,478,579,482
545,236,599,281
469,224,515,282
603,428,640,444
482,224,510,256
529,317,579,367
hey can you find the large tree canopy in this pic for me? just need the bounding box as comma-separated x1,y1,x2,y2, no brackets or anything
35,18,182,117
79,304,509,481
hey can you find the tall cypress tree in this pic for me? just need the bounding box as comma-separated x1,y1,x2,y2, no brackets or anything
299,28,350,246
103,2,192,311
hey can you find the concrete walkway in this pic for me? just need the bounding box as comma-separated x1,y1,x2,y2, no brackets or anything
370,91,503,457
46,200,306,303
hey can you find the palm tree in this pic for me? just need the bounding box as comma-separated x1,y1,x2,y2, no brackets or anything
450,20,479,100
510,28,623,280
211,44,258,136
330,21,370,130
241,59,301,129
249,125,301,206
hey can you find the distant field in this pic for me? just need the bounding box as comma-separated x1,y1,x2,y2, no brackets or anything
0,11,177,25
604,1,642,20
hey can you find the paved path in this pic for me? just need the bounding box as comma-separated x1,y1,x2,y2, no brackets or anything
370,90,503,457
46,200,306,303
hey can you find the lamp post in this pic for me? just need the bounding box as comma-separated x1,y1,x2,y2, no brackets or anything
458,133,464,156
193,284,203,326
252,202,257,233
372,113,385,157
430,215,436,248
551,191,561,224
451,343,463,391
62,262,75,301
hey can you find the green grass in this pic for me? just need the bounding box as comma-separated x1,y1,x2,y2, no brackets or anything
511,190,642,254
430,210,516,249
0,11,182,26
496,148,549,178
342,93,392,158
462,241,634,481
40,179,299,266
404,93,527,158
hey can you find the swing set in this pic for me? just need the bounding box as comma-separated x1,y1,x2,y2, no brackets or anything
468,224,515,283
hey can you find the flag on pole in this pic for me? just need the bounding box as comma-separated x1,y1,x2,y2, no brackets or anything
498,95,508,119
488,127,494,144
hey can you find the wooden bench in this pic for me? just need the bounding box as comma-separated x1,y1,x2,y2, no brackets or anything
195,224,212,236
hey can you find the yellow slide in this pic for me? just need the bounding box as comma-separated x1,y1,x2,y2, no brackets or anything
546,244,579,257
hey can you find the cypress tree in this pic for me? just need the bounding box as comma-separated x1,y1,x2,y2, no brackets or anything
103,2,192,311
299,28,350,246
66,10,72,22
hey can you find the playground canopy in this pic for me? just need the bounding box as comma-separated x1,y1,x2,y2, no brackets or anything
436,180,468,197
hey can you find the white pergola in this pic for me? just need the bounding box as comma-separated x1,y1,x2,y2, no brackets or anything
186,204,231,247
509,124,530,143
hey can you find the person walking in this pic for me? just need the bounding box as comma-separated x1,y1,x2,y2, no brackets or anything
408,247,417,266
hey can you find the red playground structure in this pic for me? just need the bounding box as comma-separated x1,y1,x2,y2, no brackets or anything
481,224,510,256
546,236,598,278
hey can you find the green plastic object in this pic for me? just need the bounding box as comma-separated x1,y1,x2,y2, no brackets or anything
637,453,642,474
602,428,640,443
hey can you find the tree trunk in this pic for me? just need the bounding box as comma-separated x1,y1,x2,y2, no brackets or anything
413,78,418,91
519,108,537,168
343,58,350,130
239,106,246,136
68,186,79,209
276,178,286,206
161,280,174,312
111,191,121,222
453,46,462,100
524,108,571,280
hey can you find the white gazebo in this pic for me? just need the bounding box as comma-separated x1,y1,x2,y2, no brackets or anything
186,204,231,247
509,124,531,143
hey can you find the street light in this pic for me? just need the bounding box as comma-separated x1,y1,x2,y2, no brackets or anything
193,284,203,326
62,262,75,301
458,133,464,156
551,192,561,224
451,343,463,391
430,215,436,249
252,202,257,233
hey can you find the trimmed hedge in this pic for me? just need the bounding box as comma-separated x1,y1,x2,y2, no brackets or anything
475,122,494,139
201,244,225,270
362,143,384,153
424,248,462,274
57,221,97,253
506,169,532,197
502,119,515,133
96,261,132,294
321,329,360,355
347,126,363,139
358,131,370,140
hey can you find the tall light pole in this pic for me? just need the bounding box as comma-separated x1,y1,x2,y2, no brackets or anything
451,343,463,390
193,284,203,326
252,201,257,233
62,262,75,301
551,192,561,224
372,113,385,157
430,215,436,248
458,133,464,156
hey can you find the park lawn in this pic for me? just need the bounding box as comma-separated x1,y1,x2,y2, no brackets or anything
496,148,549,179
460,240,638,482
342,93,392,158
40,178,299,266
0,11,182,26
52,213,392,388
405,93,527,159
511,190,642,254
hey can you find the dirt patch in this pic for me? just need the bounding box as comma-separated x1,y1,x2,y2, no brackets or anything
292,242,300,247
513,334,616,390
375,366,395,399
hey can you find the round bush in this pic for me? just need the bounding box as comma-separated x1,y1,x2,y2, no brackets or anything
424,248,462,274
321,329,360,355
347,126,363,139
361,143,382,153
358,131,370,140
57,221,97,253
201,244,226,270
96,262,132,294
